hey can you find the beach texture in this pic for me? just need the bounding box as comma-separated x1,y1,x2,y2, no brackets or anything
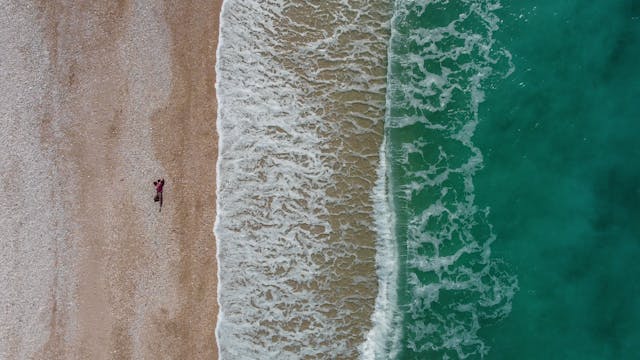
0,0,222,358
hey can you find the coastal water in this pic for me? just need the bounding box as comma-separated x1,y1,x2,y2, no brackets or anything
375,0,639,359
215,0,639,358
374,0,518,358
475,1,640,359
215,1,389,358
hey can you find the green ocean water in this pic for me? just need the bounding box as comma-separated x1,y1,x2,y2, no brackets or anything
384,0,640,358
476,1,640,359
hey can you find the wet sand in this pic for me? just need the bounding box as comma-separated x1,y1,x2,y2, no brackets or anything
0,1,221,359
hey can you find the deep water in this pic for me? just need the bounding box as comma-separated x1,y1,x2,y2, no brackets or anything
476,1,640,359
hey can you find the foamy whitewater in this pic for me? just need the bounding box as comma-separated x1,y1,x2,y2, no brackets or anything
215,0,519,358
376,1,518,358
215,0,389,358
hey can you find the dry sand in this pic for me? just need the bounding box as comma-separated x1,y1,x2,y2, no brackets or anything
0,0,222,358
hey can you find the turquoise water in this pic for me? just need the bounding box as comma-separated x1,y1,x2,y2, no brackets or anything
384,0,640,358
384,1,518,358
215,0,639,357
476,1,640,359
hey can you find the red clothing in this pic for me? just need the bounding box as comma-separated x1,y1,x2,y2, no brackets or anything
155,180,164,192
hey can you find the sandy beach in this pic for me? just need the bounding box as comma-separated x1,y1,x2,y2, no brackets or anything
0,1,222,358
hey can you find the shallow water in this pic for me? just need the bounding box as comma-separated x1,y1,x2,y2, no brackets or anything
215,0,640,358
215,1,389,358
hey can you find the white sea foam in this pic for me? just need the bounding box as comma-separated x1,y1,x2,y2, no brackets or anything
215,0,389,358
378,0,518,358
360,138,402,360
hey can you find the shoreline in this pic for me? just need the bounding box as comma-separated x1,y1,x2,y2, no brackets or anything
213,0,228,356
0,1,222,358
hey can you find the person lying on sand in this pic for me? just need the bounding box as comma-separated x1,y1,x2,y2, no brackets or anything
153,178,165,211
